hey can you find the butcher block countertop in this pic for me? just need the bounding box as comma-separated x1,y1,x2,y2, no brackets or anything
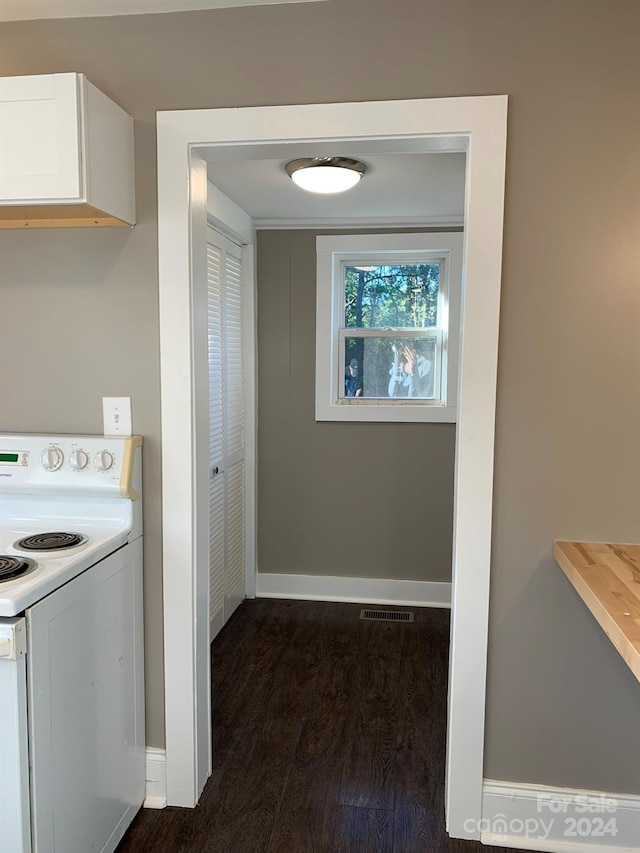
554,541,640,682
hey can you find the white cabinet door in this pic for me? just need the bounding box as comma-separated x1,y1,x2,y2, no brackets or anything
208,228,246,639
0,73,82,202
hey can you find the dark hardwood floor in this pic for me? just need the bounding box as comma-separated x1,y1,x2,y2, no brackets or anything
117,599,527,852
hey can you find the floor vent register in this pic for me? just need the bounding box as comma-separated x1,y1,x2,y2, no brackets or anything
359,609,414,623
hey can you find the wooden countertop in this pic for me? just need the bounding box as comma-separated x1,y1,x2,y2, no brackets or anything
554,541,640,682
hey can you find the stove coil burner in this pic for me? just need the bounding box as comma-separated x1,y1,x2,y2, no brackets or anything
0,555,38,582
14,532,88,552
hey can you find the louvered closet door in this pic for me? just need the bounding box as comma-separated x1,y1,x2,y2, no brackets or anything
208,241,225,638
223,249,245,617
207,228,246,639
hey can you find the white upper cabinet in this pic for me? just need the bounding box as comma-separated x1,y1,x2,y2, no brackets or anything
0,73,135,227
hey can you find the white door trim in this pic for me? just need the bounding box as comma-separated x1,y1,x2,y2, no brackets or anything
242,240,257,600
157,95,508,838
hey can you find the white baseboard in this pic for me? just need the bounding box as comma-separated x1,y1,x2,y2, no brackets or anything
256,572,451,608
481,780,640,852
144,747,167,809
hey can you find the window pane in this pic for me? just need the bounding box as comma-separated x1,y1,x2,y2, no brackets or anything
344,263,440,329
344,336,437,399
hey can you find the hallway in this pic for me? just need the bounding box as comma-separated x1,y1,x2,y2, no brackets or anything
117,599,524,852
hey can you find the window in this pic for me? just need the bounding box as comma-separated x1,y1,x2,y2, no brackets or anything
315,232,463,422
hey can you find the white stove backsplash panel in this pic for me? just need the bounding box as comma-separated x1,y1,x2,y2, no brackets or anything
0,434,141,498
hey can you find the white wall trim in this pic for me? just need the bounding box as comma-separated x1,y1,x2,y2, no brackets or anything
207,181,254,246
144,748,167,810
157,95,508,830
253,214,464,230
256,572,451,608
481,780,640,853
158,119,205,807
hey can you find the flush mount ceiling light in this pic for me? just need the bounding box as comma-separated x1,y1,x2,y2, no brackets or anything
284,157,367,194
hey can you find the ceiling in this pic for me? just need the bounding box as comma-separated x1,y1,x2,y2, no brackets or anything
207,152,466,227
0,0,325,21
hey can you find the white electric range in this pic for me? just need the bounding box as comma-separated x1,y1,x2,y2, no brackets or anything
0,434,145,853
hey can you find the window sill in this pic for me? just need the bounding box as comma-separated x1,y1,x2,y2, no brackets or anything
315,403,457,424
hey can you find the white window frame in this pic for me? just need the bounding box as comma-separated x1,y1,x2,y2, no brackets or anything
316,232,462,422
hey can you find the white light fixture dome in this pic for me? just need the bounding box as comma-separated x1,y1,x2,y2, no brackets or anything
285,157,367,194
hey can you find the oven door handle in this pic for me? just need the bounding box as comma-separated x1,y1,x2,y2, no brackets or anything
0,619,26,660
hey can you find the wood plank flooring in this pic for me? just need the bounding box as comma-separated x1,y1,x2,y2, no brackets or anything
116,599,528,853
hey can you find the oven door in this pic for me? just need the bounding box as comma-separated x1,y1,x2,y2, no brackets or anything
0,617,31,853
27,539,144,853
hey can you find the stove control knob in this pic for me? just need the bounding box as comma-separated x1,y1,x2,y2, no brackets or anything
94,450,114,472
69,449,88,471
40,446,64,471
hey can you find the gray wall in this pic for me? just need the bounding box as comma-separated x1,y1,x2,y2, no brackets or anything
0,0,639,792
257,230,455,582
0,122,165,741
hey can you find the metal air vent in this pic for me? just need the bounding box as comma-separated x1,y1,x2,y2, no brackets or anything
359,609,414,623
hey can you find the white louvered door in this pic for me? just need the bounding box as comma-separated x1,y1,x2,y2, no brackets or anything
207,240,225,638
223,249,245,618
207,228,246,639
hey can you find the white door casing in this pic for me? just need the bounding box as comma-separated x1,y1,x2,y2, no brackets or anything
157,96,508,837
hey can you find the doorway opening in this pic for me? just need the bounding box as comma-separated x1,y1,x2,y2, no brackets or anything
157,95,507,840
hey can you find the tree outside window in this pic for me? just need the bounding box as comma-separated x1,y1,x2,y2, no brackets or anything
343,262,441,399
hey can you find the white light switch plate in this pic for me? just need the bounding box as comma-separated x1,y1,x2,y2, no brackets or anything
103,397,132,437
